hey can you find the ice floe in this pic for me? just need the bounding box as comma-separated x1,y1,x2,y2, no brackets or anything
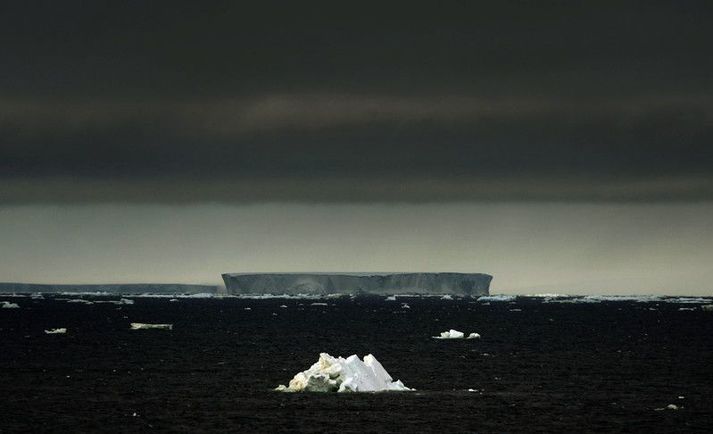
130,323,173,330
1,301,20,309
478,295,516,302
441,294,453,300
702,305,713,311
385,295,397,301
66,299,94,304
276,353,412,393
44,328,67,334
433,329,481,340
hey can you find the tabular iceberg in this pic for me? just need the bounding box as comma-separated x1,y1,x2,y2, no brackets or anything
276,353,412,392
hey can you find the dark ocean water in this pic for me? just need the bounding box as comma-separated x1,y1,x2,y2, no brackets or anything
1,295,712,433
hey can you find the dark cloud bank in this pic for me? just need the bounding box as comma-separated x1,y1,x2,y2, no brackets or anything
2,1,712,203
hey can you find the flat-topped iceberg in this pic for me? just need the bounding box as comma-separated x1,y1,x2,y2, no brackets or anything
433,329,481,339
276,353,412,392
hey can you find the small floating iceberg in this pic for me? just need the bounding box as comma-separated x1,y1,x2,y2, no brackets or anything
44,328,67,334
130,323,173,330
276,353,412,393
1,301,20,309
433,329,481,339
434,329,465,339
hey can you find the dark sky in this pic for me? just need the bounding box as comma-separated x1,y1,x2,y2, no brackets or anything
2,1,712,202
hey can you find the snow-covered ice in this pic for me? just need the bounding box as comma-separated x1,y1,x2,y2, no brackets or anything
433,329,465,339
276,353,412,393
478,295,516,302
130,323,173,330
433,329,481,339
44,328,67,334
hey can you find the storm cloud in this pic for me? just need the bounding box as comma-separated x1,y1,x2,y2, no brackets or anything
2,1,712,202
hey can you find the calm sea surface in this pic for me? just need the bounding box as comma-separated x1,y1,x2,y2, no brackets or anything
1,295,712,432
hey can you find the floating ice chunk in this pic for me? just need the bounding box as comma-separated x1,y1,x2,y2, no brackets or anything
478,295,516,302
244,307,251,310
441,295,453,300
401,303,410,309
678,307,695,311
280,304,288,308
434,329,465,339
66,299,94,304
1,301,20,309
311,302,328,306
169,299,179,302
702,305,713,311
467,333,481,339
654,403,682,411
130,323,173,330
385,295,397,301
276,353,412,393
45,328,67,334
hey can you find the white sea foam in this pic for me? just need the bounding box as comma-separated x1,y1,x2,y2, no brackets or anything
276,353,412,393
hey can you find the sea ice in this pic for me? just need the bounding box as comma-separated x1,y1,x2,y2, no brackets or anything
433,329,465,339
385,295,397,301
433,329,481,339
276,353,412,393
1,301,20,309
702,305,713,311
44,328,67,334
66,299,94,304
478,295,516,302
441,295,453,300
130,323,173,330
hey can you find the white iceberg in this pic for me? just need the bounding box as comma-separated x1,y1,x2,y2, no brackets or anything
276,353,412,393
441,294,453,300
45,328,67,334
385,295,397,301
433,329,465,339
2,301,20,309
130,323,173,330
433,329,481,340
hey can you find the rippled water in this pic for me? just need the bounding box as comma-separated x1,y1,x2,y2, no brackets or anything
1,295,712,432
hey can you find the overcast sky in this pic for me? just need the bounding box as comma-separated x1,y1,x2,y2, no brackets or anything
1,2,712,293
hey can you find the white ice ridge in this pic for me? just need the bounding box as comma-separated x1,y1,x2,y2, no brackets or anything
44,328,67,334
276,353,413,393
1,301,20,309
433,329,481,339
130,323,173,330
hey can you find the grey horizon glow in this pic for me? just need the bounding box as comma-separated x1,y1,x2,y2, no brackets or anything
1,203,711,295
